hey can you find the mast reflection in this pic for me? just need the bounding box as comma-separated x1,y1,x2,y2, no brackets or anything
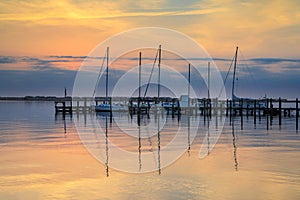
232,118,239,171
105,115,109,177
138,115,142,172
187,115,191,156
157,118,161,175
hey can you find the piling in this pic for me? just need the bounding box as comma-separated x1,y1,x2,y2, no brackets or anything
84,98,87,113
177,100,181,122
266,98,269,130
240,99,243,130
226,99,229,116
270,98,273,127
240,99,243,116
229,100,232,125
246,104,249,118
279,97,282,126
76,101,79,113
258,102,261,121
171,99,175,118
110,98,113,123
209,99,212,118
194,99,198,116
254,100,257,125
296,98,299,130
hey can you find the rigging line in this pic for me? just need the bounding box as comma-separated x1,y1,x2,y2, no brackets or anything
238,50,251,94
218,54,236,98
93,51,107,98
239,49,264,98
143,48,159,97
234,52,240,95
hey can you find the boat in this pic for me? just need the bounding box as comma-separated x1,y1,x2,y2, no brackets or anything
94,47,128,112
94,47,112,112
95,102,111,112
129,45,174,115
162,101,176,108
230,47,267,109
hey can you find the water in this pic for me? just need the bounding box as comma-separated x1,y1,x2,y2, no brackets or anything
0,101,300,199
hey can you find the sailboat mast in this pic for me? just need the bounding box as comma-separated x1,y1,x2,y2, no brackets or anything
232,46,238,100
208,62,210,99
188,63,191,108
158,45,161,99
106,47,109,99
139,52,142,99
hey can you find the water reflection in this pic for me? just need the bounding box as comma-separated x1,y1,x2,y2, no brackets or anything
206,117,210,156
157,119,161,175
59,110,300,176
138,124,142,172
72,111,222,174
1,102,300,199
231,118,239,171
55,112,72,138
105,115,109,177
187,116,191,156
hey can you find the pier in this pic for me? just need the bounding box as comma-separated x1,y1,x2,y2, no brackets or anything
52,96,300,132
54,97,299,123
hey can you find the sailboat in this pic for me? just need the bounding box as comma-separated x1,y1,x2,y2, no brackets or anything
95,47,112,112
94,47,127,112
134,45,164,114
231,47,267,109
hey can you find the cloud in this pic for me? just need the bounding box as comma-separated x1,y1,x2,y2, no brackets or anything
1,54,299,74
281,65,300,71
0,69,77,96
48,55,87,59
0,55,85,71
1,53,300,98
249,58,300,65
0,56,18,64
0,0,221,22
1,0,299,57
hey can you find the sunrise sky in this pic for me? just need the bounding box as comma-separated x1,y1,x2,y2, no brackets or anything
0,0,299,97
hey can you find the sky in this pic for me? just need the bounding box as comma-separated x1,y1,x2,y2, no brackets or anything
0,0,299,98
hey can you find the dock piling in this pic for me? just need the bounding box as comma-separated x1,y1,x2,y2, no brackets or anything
254,100,257,125
279,97,282,127
296,98,299,131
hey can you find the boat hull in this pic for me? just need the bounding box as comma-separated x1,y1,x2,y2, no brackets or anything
95,104,111,112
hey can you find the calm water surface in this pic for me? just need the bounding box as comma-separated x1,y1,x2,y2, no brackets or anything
0,101,300,199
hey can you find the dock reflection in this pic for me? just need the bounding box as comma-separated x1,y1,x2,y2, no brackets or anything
62,111,245,175
55,112,73,137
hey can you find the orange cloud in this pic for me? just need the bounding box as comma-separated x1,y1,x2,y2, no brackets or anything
0,0,299,59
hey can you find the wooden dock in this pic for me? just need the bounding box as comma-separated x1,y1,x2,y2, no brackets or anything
55,97,94,113
54,97,299,130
